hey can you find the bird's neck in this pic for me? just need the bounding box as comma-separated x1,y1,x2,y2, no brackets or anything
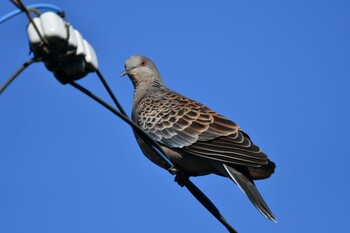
133,78,167,108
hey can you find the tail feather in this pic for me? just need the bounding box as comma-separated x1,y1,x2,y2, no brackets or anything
223,164,276,222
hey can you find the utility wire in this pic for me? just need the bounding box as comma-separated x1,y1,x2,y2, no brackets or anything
94,69,174,168
11,0,48,46
95,69,128,117
69,81,175,169
0,57,38,94
92,70,176,169
2,1,238,232
69,80,237,233
185,181,238,233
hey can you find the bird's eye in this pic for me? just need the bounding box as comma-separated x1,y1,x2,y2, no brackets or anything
140,60,147,66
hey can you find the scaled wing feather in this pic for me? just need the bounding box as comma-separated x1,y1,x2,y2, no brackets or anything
136,90,268,167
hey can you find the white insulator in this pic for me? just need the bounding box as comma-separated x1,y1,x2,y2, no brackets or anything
83,39,98,71
67,24,78,50
27,12,68,51
73,29,85,56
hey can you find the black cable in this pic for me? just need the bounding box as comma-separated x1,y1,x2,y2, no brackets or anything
10,0,21,8
0,57,38,94
4,2,237,230
69,81,237,233
11,0,49,46
69,81,174,169
95,69,128,117
92,70,172,168
185,181,238,233
27,8,41,17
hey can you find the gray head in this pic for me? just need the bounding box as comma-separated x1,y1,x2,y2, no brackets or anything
121,55,165,88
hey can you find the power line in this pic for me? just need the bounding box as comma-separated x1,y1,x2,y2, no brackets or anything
0,57,39,94
0,1,238,232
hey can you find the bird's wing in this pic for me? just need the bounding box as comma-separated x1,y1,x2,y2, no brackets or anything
136,90,268,167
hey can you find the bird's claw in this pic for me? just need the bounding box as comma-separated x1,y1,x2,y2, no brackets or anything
174,171,189,187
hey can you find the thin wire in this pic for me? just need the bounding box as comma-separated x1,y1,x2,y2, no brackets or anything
10,0,21,8
185,181,238,233
27,8,41,17
94,69,175,169
11,0,48,46
1,1,237,230
69,81,237,232
0,3,64,25
69,81,174,169
95,69,128,117
0,57,38,94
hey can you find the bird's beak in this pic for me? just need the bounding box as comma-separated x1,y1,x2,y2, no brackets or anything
120,69,129,77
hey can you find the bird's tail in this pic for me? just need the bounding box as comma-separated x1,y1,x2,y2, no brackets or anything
223,164,276,222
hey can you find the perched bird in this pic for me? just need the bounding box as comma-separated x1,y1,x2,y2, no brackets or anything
121,55,276,222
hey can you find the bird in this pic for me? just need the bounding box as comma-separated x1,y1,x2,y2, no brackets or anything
121,55,276,222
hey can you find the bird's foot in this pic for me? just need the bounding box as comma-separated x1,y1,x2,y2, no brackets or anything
174,171,189,187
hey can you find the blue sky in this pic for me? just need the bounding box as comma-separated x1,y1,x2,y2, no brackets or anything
1,1,349,232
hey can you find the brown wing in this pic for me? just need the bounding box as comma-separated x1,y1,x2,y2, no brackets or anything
135,89,268,167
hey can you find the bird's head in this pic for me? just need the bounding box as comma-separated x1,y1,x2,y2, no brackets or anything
121,55,164,88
